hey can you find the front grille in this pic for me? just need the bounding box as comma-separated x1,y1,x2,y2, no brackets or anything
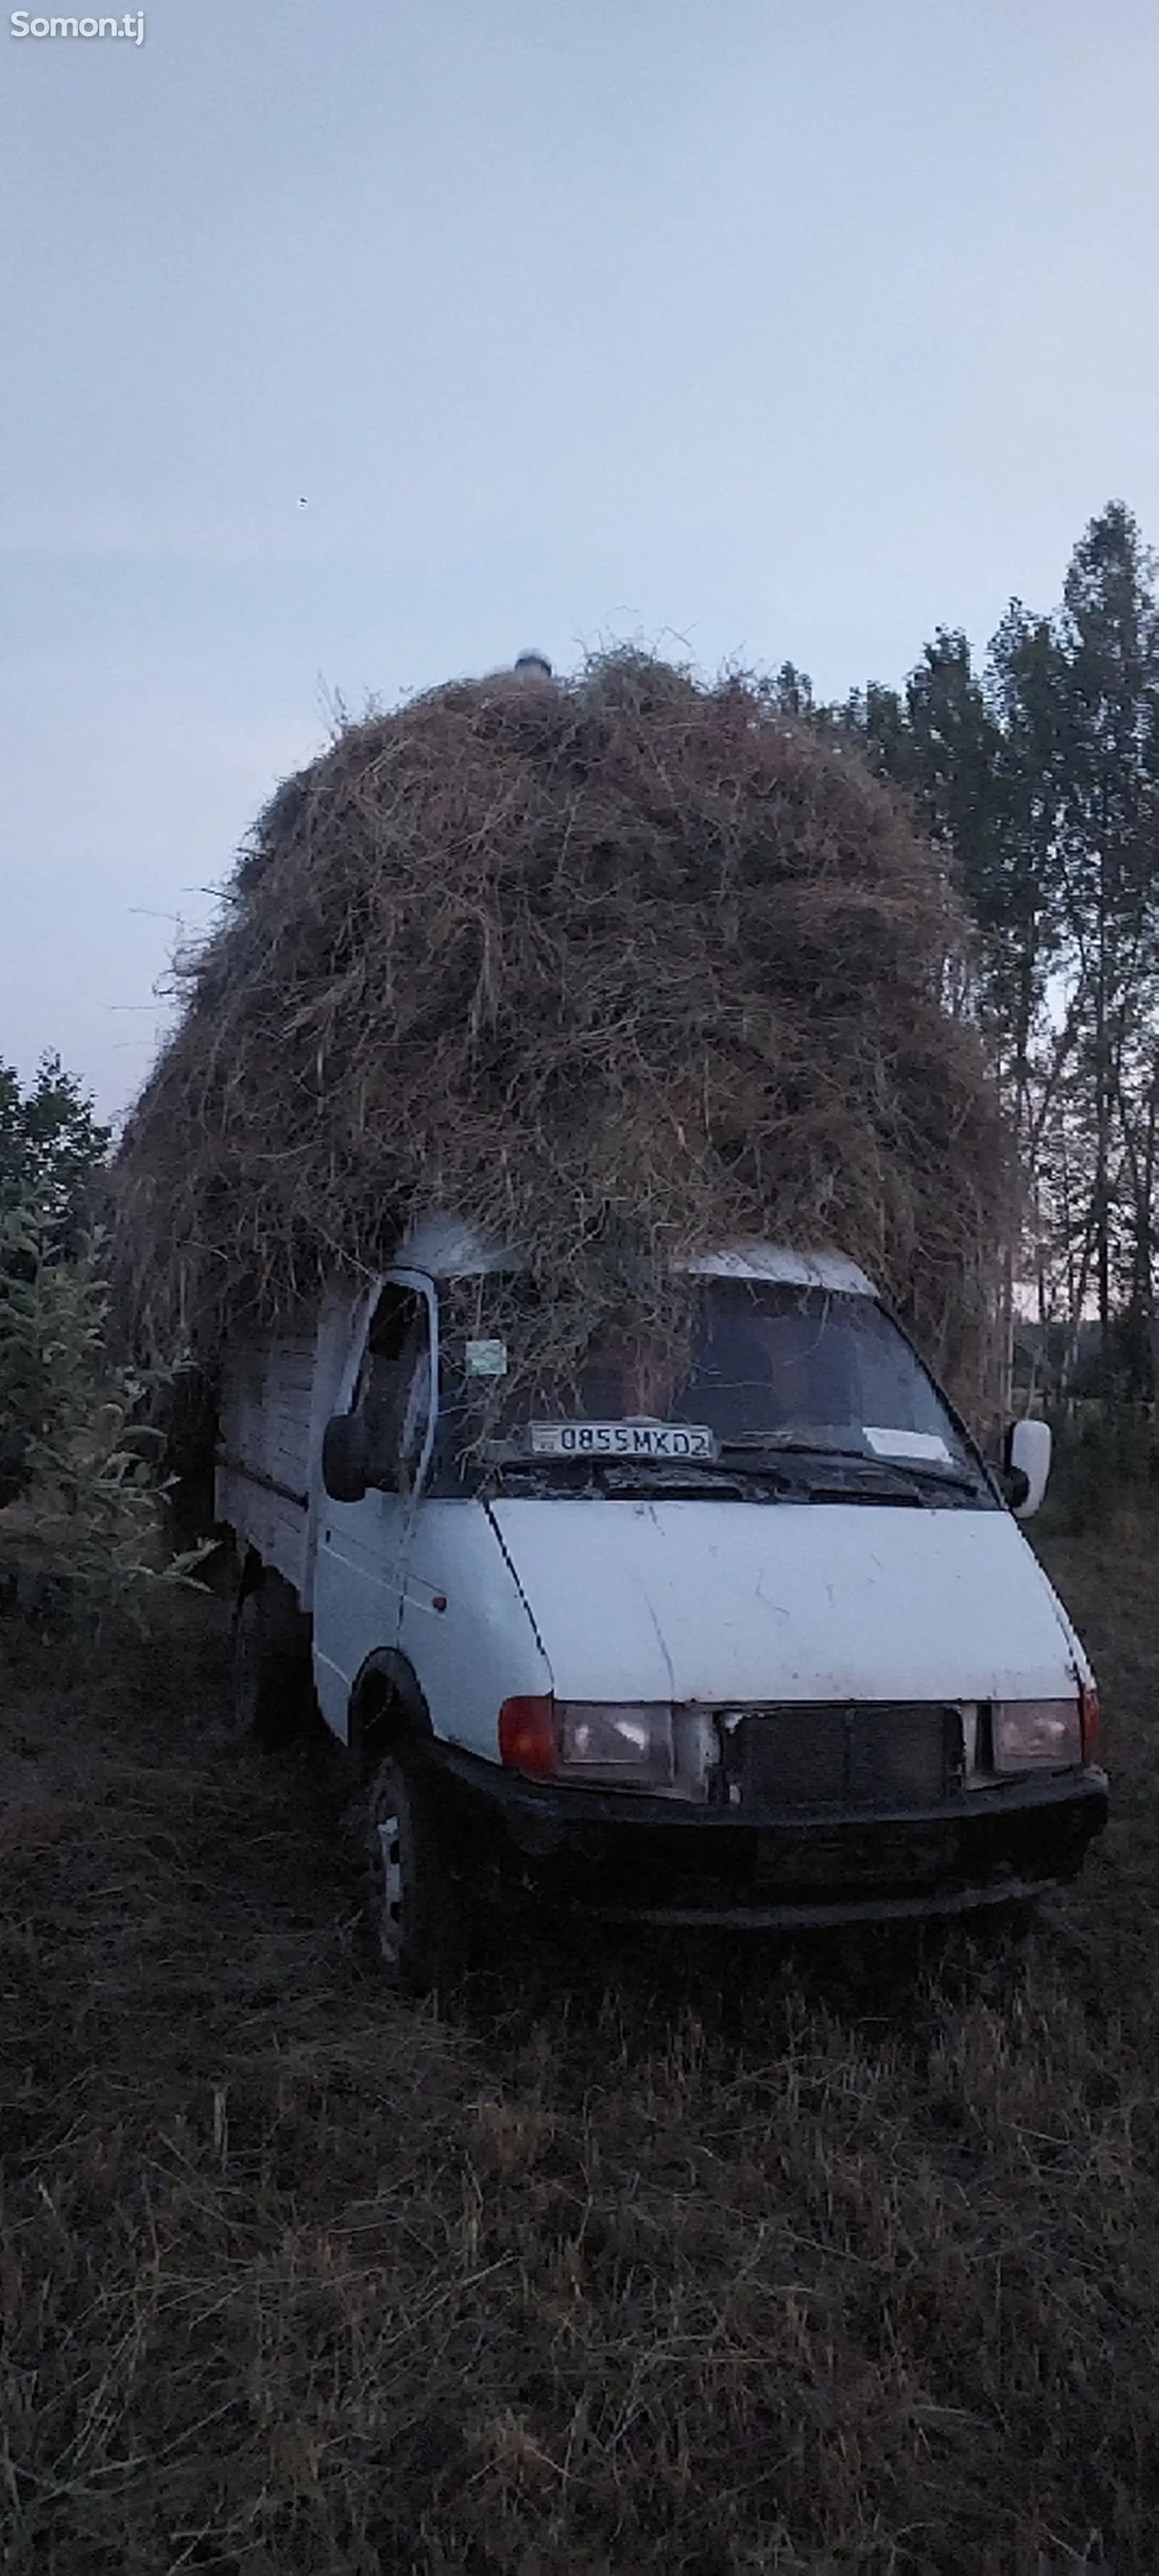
737,1703,962,1816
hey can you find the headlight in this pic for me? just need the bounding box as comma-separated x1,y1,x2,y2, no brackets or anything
992,1698,1082,1771
556,1702,675,1786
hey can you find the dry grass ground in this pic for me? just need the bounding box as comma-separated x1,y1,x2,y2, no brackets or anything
1,1506,1156,2576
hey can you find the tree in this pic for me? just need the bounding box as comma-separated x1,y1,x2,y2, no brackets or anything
0,1051,204,1620
0,1054,111,1506
829,505,1159,1414
0,1052,111,1239
1051,503,1159,1385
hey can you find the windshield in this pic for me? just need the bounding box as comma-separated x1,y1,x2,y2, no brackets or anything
432,1276,988,1496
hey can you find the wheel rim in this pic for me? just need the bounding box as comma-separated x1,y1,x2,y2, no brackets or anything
371,1788,405,1966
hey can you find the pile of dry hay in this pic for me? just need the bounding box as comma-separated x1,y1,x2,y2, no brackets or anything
112,651,1009,1419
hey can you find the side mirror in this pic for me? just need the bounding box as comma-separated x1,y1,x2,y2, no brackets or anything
322,1412,369,1504
1004,1418,1052,1520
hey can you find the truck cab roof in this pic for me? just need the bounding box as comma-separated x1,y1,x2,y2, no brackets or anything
395,1213,879,1300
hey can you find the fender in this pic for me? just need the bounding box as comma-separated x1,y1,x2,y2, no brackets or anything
348,1648,433,1774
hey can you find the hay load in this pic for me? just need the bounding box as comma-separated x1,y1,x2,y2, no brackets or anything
112,651,1008,1419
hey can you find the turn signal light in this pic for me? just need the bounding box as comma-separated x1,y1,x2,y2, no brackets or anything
498,1694,557,1778
1080,1685,1100,1763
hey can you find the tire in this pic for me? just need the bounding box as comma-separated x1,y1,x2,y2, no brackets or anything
924,1897,1038,1968
364,1745,466,1996
968,1897,1038,1953
232,1579,310,1748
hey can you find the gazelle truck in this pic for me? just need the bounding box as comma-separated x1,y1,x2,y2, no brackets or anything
217,1219,1107,1989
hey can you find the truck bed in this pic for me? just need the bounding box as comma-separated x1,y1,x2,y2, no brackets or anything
214,1289,358,1600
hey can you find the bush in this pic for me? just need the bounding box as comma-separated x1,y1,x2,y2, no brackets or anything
0,1196,207,1629
1039,1400,1159,1534
0,1053,113,1505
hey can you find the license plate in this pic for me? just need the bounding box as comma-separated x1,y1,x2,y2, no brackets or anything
527,1421,716,1461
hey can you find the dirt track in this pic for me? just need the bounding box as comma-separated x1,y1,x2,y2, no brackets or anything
1,1508,1156,2575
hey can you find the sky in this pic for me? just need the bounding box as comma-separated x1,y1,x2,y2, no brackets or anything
3,0,1158,1125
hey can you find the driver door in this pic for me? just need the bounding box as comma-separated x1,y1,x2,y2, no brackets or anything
311,1272,437,1740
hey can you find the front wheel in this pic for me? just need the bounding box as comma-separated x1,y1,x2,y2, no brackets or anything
920,1897,1039,1971
364,1747,466,1996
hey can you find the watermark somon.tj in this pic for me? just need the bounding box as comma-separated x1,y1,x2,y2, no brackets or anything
11,11,145,38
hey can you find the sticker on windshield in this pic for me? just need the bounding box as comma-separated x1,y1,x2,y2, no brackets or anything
527,1421,716,1460
865,1426,952,1462
466,1339,509,1377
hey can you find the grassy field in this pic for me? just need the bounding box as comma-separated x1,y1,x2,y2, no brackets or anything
1,1506,1156,2576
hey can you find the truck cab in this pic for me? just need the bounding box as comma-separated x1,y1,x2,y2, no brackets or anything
217,1220,1108,1989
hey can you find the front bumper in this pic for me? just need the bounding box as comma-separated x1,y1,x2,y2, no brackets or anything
431,1749,1110,1928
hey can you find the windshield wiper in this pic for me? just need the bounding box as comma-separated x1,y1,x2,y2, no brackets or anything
882,1460,982,1495
601,1461,766,1497
718,1435,982,1494
718,1439,991,1507
719,1435,869,1459
482,1452,782,1500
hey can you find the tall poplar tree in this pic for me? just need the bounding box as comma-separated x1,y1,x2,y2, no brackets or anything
832,506,1159,1405
1051,503,1159,1387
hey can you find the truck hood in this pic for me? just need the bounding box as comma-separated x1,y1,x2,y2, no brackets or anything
485,1497,1090,1706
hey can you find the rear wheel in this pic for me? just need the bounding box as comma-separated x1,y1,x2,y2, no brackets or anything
968,1896,1038,1952
232,1577,310,1747
364,1745,466,1996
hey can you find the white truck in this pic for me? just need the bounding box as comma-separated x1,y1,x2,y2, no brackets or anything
215,1216,1108,1988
